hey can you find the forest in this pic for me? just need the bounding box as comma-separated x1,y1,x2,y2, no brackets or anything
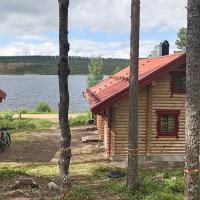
0,56,129,75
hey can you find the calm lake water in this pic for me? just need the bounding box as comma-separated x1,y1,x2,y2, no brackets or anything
0,75,90,113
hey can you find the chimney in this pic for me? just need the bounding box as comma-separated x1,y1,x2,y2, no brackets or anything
160,40,169,56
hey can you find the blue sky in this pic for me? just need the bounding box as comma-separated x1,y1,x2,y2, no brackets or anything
0,0,187,58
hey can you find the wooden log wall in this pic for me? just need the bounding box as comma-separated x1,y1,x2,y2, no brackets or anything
111,72,186,157
96,114,104,139
111,88,148,156
150,73,185,155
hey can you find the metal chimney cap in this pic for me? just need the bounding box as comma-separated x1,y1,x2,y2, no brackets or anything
160,40,170,56
160,40,170,45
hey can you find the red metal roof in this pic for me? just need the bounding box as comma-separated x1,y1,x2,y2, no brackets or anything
84,53,186,113
0,89,6,102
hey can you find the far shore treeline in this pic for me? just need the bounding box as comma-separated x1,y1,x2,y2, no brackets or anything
0,56,129,75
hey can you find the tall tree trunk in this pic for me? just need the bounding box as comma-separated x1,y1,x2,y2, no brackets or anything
58,0,72,196
127,0,140,190
185,0,200,199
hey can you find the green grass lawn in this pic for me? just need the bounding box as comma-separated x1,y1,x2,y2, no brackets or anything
0,118,53,130
69,112,92,127
0,161,184,200
0,109,93,129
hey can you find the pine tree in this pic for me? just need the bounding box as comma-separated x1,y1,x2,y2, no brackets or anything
58,0,72,197
175,27,187,51
185,0,200,199
127,0,140,190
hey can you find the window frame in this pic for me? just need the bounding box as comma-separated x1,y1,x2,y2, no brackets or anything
170,71,186,95
156,110,180,138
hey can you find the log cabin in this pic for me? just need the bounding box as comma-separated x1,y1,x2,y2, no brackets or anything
0,89,6,103
84,43,187,162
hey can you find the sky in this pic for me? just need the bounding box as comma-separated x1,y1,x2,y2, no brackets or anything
0,0,187,58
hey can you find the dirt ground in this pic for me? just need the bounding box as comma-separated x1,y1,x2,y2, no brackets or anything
0,126,106,164
0,125,116,200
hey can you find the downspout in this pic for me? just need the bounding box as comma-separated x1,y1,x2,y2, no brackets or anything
108,107,112,157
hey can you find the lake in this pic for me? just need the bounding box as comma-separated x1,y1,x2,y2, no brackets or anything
0,75,90,113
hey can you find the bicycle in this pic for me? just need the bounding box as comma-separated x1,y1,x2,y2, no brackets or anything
0,129,11,152
0,133,5,152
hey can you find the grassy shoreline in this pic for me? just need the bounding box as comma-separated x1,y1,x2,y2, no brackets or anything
0,111,92,130
0,110,90,115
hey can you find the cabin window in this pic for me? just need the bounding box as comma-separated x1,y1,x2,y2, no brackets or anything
170,72,186,94
156,110,180,138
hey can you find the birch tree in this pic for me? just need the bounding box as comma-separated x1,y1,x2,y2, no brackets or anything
127,0,140,190
58,0,72,196
185,0,200,199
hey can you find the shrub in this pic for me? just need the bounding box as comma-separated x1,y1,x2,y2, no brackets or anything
69,112,92,127
1,111,13,121
17,108,28,114
35,101,51,113
0,117,52,130
0,119,36,130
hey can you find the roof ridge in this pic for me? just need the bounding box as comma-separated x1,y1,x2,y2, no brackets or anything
140,53,184,61
109,75,130,82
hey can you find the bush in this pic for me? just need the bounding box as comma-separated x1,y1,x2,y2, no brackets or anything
1,111,14,121
69,112,92,127
35,102,51,113
0,113,52,130
0,118,36,130
17,108,28,114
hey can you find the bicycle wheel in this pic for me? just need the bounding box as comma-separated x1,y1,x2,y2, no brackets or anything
6,132,11,146
0,142,5,152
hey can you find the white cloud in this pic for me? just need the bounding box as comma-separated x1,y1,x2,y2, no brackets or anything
0,38,175,58
0,42,58,56
0,0,187,35
141,0,187,32
70,0,187,33
0,0,58,35
0,0,187,57
16,35,49,42
70,39,128,58
70,39,166,59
